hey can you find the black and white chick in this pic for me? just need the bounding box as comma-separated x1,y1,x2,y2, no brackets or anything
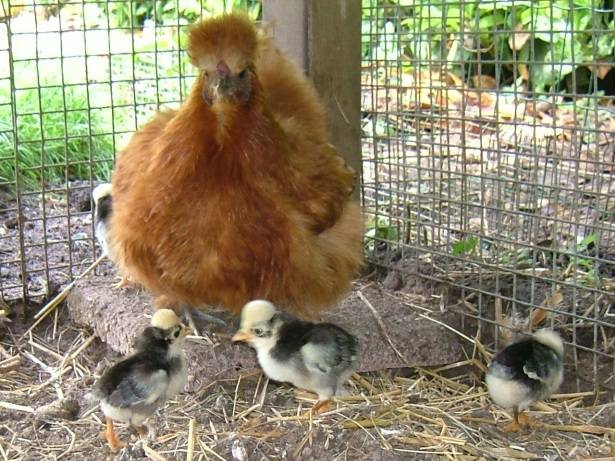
92,309,190,452
486,328,564,432
92,183,131,289
232,300,359,414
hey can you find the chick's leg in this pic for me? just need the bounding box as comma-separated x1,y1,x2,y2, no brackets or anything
503,406,523,433
517,410,534,428
102,418,126,452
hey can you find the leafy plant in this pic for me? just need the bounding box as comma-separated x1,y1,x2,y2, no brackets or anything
568,233,598,271
365,216,399,253
451,236,478,256
366,0,614,96
576,233,597,253
105,0,261,29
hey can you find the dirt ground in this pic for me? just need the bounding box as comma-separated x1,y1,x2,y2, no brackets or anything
1,288,614,461
0,181,97,302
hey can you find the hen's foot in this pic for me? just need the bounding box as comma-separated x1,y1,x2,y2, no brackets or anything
184,308,229,337
113,275,132,290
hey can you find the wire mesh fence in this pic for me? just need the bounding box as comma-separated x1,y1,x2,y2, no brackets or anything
1,0,613,392
0,0,260,302
361,0,614,392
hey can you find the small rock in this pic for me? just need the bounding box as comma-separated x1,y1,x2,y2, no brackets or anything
231,439,247,461
127,439,147,459
0,266,9,278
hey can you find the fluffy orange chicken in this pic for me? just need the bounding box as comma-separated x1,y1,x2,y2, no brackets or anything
109,13,363,321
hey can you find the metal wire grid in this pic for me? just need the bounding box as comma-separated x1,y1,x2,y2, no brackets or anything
361,1,614,392
0,1,246,302
1,0,613,392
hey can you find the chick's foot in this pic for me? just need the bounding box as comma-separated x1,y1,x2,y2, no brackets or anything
503,420,523,433
517,411,534,427
312,399,335,415
103,418,126,452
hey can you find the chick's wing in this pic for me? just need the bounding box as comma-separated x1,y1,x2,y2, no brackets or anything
106,366,168,408
522,345,559,382
300,325,357,374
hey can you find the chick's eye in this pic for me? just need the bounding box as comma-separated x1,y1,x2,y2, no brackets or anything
174,328,180,338
253,328,264,337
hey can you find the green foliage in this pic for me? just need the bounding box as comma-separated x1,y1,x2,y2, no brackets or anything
576,233,597,253
2,1,264,190
569,233,598,274
105,0,261,28
365,216,399,252
0,86,115,188
451,236,478,256
364,0,614,95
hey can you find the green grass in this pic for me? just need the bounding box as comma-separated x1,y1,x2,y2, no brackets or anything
0,5,206,191
0,84,116,189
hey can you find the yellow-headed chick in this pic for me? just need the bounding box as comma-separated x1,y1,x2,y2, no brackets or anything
233,300,359,414
486,329,564,432
93,309,190,452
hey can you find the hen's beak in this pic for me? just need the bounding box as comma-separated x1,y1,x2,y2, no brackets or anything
232,330,253,342
213,60,232,95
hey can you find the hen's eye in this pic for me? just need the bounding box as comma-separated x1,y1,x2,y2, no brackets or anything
238,69,247,79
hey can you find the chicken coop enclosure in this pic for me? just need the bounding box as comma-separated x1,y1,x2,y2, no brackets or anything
0,0,614,396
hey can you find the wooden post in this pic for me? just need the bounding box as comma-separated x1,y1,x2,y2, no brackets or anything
262,0,308,70
263,0,362,199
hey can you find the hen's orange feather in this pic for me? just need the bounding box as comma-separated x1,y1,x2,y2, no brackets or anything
109,14,363,317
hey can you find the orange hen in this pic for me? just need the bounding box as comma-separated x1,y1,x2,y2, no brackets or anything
109,13,363,319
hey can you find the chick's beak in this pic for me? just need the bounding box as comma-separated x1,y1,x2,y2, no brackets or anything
181,325,192,337
232,330,253,343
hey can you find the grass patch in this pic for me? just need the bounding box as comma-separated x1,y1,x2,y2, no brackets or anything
0,84,115,189
1,11,204,191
